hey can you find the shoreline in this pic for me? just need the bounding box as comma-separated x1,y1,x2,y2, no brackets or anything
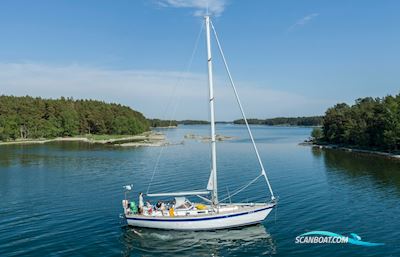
302,142,400,160
0,131,166,147
150,125,177,129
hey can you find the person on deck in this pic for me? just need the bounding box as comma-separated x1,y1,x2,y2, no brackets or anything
156,201,162,209
138,192,144,214
146,201,152,208
160,202,166,216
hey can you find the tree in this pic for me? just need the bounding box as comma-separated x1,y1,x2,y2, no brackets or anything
311,127,323,140
319,94,400,152
0,95,150,141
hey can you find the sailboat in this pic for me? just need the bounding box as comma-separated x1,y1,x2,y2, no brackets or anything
122,16,277,231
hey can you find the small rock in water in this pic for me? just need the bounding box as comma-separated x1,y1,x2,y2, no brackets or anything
184,134,236,142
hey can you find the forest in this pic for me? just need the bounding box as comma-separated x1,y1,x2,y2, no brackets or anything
0,95,149,141
179,120,210,125
149,119,209,127
234,116,323,126
312,95,400,152
148,119,178,127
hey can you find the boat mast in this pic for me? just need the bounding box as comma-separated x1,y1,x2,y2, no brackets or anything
205,15,218,207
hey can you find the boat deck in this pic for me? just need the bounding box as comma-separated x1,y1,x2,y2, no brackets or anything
125,203,274,219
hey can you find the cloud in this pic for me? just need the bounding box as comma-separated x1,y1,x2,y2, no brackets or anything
157,0,228,16
0,62,328,120
288,13,320,31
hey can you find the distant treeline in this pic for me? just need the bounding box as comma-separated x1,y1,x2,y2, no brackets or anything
149,119,210,127
179,120,210,125
148,119,178,127
0,95,149,141
234,116,323,126
313,95,400,152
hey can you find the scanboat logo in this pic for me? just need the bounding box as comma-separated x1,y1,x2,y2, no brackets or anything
295,231,384,247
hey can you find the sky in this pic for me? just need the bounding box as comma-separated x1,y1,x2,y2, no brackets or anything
0,0,399,120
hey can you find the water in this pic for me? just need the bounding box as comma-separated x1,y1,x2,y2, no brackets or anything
1,125,399,256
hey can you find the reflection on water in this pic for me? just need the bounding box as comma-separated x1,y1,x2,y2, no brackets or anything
2,126,400,256
313,148,400,192
120,224,276,257
308,147,400,257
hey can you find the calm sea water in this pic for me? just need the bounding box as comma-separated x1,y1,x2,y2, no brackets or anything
1,125,400,257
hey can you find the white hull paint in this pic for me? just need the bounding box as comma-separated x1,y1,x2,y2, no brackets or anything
125,204,275,231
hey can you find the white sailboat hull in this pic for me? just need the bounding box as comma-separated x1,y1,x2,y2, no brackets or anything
125,204,275,231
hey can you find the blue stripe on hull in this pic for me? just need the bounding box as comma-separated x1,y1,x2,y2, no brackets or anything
127,220,264,231
126,205,274,222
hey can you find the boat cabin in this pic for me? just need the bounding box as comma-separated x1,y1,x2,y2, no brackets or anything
123,196,211,217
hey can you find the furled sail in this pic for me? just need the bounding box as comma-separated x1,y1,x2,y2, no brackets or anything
207,169,214,191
